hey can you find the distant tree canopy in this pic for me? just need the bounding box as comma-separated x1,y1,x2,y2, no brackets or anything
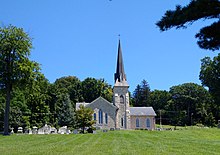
156,0,220,51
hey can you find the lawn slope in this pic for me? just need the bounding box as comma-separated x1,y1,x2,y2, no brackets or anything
0,128,220,155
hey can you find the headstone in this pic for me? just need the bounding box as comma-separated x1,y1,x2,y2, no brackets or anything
66,130,71,134
50,127,57,134
32,126,38,134
38,128,44,134
73,129,78,134
103,129,108,132
10,128,14,134
58,126,68,134
93,130,97,134
28,128,32,134
17,127,23,133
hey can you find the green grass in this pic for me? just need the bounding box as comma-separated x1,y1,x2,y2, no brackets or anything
0,128,220,155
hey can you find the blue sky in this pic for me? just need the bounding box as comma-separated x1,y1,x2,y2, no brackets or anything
1,0,218,92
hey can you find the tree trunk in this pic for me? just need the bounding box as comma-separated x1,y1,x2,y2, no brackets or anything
82,127,85,134
4,83,11,135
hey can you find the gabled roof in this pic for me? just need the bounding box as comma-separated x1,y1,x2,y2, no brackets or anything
90,96,116,109
129,107,156,116
76,96,117,110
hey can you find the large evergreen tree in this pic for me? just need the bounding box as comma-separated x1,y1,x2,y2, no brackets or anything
56,94,75,127
156,0,220,51
132,79,150,107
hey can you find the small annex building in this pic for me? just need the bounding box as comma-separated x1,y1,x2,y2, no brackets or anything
76,40,156,130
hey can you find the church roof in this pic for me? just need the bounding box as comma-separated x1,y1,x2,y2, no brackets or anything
114,40,127,83
129,107,156,116
76,97,117,110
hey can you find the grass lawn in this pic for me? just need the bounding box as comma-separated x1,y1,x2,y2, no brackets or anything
0,127,220,155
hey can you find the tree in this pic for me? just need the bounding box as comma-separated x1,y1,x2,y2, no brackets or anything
0,92,5,131
56,94,75,127
53,76,83,104
82,78,112,103
148,90,171,124
0,25,37,135
168,83,214,126
149,90,171,111
25,73,50,128
156,0,220,51
75,105,95,134
200,53,220,121
9,88,30,132
132,79,150,107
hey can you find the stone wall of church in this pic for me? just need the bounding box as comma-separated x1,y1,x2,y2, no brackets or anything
130,116,155,130
86,99,116,129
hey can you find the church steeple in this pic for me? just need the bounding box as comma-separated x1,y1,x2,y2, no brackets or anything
114,40,127,83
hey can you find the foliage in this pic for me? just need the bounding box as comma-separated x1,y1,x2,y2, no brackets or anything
25,74,50,128
168,83,215,126
82,78,112,103
148,90,171,124
9,88,30,131
148,90,171,111
56,94,75,127
200,53,220,121
0,25,38,135
0,129,220,154
53,76,83,104
75,105,95,134
156,0,220,51
132,79,150,107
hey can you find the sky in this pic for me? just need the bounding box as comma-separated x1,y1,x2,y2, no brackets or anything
0,0,218,92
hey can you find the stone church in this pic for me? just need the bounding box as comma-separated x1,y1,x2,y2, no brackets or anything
76,40,156,130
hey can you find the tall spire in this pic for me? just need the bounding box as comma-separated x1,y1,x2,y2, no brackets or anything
114,39,126,83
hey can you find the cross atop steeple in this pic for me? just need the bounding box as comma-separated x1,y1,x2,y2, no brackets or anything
114,39,127,83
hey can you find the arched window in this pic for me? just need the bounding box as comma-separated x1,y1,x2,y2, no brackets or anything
105,113,108,124
121,118,123,127
93,113,96,121
99,109,103,124
136,118,140,128
146,118,151,128
120,95,124,104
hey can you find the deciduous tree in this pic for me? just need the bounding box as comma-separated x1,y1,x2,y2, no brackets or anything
0,25,37,135
82,78,112,103
168,83,214,126
75,105,95,134
200,54,220,121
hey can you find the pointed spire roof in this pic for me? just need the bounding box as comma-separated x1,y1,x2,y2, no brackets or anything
114,40,127,83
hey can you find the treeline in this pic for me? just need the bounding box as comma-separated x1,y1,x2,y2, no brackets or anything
0,75,112,132
1,25,220,133
131,80,217,126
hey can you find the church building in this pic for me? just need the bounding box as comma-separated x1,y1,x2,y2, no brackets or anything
76,40,156,130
